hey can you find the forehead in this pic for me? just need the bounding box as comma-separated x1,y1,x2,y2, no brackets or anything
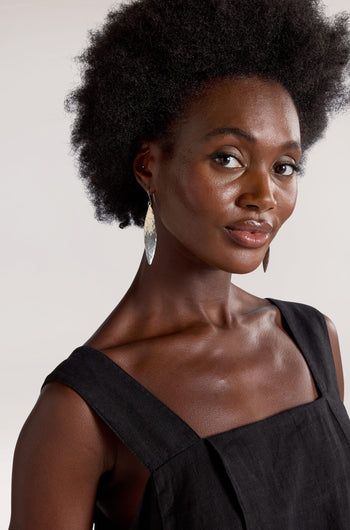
172,76,301,147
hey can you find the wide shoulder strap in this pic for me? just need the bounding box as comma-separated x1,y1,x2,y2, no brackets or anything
267,298,340,399
42,346,199,472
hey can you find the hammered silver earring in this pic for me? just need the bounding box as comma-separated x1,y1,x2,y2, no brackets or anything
263,247,270,273
144,192,157,265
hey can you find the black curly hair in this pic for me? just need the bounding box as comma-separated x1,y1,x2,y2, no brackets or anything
67,0,350,228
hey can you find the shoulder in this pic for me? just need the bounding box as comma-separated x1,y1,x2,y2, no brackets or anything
10,381,117,527
322,314,344,402
16,380,117,479
269,298,344,402
41,380,118,451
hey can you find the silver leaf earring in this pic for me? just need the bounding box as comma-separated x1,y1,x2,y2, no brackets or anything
144,191,157,265
263,247,270,273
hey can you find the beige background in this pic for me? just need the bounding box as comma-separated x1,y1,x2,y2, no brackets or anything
1,0,349,525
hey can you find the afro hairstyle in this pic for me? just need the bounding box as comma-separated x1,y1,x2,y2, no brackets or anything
67,0,350,228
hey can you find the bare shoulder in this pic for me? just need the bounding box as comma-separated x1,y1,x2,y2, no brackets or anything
21,381,117,464
323,314,344,402
10,381,116,529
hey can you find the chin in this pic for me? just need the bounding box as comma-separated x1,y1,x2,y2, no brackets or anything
233,264,262,275
209,257,263,275
229,263,262,275
214,251,265,275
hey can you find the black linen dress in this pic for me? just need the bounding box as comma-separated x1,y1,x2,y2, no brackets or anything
43,299,350,529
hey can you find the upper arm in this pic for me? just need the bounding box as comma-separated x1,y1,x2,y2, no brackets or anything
10,382,116,530
324,315,344,402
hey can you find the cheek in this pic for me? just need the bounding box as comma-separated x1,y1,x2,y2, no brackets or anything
278,179,298,226
181,175,227,218
176,157,236,220
157,159,225,223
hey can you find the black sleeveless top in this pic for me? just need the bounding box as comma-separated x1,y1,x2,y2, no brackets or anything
43,299,350,529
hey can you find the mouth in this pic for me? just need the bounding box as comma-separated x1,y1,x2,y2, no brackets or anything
225,220,273,249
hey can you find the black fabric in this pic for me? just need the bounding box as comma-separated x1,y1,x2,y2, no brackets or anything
43,299,350,529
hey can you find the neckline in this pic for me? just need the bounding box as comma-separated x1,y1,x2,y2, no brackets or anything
81,298,323,442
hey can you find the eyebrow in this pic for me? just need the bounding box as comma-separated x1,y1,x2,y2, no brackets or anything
201,126,301,151
202,127,255,142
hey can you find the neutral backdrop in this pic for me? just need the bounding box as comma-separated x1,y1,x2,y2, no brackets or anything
2,0,349,525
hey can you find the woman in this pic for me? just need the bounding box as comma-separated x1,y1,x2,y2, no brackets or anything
10,0,350,528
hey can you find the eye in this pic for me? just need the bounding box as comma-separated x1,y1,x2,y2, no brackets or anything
213,152,243,169
273,162,300,177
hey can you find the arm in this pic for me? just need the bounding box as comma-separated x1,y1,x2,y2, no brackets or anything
9,382,116,529
324,315,345,402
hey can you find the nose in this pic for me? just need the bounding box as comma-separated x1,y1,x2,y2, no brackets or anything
235,166,277,212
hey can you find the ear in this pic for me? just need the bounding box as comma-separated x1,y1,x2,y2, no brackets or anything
133,141,157,194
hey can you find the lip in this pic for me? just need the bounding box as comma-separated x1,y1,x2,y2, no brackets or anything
225,220,273,249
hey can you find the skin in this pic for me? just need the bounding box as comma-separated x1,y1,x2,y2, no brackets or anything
10,77,344,529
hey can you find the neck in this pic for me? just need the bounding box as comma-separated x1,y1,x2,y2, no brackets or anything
127,232,239,330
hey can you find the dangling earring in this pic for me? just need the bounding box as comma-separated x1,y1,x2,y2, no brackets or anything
263,247,270,273
144,191,157,265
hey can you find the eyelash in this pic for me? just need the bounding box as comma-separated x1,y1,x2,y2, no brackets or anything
273,162,301,176
212,152,243,168
212,152,300,176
